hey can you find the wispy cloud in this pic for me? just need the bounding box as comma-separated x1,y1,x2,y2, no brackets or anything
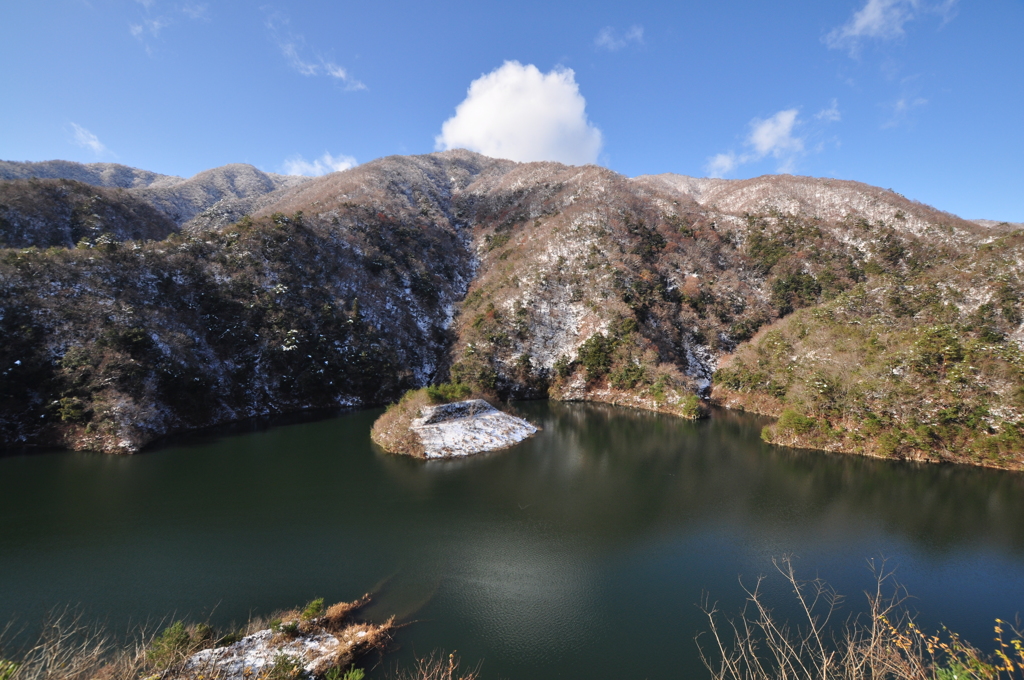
595,25,644,51
882,96,927,128
826,0,959,54
278,41,319,76
70,123,110,156
265,12,365,90
282,152,357,177
129,16,169,40
322,62,365,88
181,3,209,20
127,2,205,52
827,0,915,48
816,99,842,122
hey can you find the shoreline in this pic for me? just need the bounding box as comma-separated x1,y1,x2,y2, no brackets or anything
5,392,1023,474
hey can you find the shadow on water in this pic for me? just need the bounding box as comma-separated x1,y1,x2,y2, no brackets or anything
1,401,1023,679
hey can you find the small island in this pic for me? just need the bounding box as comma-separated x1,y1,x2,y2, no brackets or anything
371,385,538,458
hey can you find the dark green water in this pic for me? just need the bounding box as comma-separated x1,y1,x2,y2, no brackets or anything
2,402,1024,679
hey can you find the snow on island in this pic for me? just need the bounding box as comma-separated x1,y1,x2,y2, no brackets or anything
411,399,538,458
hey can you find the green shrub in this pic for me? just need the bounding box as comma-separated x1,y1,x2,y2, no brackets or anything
146,620,213,669
877,431,903,458
678,394,701,419
911,325,964,375
426,382,473,403
553,355,574,378
771,270,821,315
325,667,364,680
0,659,19,680
301,597,324,621
58,397,88,423
59,346,92,369
267,652,304,680
576,333,614,381
777,409,818,435
649,374,669,403
272,620,299,636
609,361,646,390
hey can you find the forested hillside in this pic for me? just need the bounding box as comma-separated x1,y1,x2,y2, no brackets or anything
1,151,1020,467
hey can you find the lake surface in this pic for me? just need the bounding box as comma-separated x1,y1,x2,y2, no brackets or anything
2,402,1024,679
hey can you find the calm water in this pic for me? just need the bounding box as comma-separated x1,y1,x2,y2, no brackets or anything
2,402,1024,679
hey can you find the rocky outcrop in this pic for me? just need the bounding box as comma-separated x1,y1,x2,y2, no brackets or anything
410,399,537,458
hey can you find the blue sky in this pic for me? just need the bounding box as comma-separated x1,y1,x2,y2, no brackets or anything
2,0,1022,221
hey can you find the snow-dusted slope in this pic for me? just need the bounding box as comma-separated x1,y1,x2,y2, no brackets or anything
0,159,312,230
133,163,310,226
637,172,999,243
0,159,177,188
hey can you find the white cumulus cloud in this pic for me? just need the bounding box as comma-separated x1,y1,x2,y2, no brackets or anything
705,109,805,177
748,109,803,159
70,123,110,155
282,152,357,177
435,61,603,165
706,153,738,178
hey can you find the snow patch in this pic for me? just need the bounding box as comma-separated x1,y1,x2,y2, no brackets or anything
411,399,537,458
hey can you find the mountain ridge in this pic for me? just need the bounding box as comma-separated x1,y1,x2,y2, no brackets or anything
0,160,312,241
1,151,1021,468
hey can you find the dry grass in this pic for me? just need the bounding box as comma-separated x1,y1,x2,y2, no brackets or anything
699,556,1024,680
0,608,149,680
322,595,372,632
390,652,479,680
0,597,394,680
370,389,432,456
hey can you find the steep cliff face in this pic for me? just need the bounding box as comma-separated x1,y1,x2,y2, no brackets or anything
0,151,1021,465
